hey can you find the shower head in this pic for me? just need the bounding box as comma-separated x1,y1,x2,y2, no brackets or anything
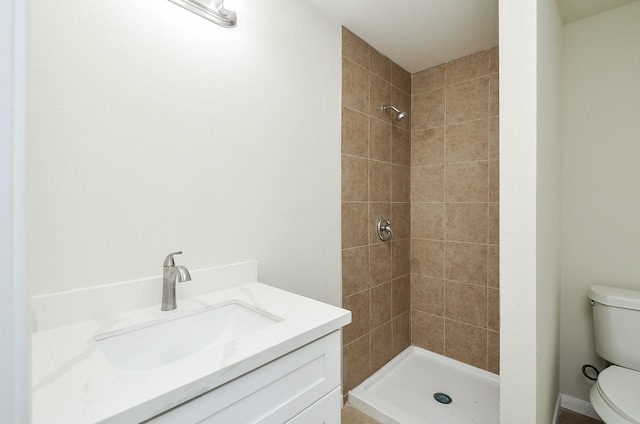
381,104,408,122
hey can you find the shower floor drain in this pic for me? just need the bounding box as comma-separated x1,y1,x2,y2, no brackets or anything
433,392,453,404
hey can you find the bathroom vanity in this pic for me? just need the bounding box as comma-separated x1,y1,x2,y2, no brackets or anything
31,261,350,423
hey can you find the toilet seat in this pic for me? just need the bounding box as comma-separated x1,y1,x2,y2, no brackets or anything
590,366,640,424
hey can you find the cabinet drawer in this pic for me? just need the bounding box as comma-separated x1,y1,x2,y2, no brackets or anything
148,331,341,424
286,387,341,424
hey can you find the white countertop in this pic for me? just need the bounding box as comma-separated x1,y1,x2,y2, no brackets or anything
32,281,350,423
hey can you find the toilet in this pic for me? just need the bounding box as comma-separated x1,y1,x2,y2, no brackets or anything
589,285,640,424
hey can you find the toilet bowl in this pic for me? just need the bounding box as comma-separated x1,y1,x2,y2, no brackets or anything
589,285,640,424
590,365,640,424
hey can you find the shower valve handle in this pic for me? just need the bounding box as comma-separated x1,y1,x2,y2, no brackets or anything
377,217,393,241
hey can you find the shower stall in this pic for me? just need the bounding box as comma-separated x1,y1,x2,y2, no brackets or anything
341,27,500,423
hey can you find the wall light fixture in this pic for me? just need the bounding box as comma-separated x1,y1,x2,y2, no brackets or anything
167,0,237,27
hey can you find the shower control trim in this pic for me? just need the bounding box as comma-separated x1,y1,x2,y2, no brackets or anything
377,217,393,241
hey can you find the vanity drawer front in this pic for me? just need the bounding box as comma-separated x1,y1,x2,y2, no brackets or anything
285,386,341,424
148,331,341,423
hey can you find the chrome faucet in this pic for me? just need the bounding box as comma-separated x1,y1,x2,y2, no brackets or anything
161,251,191,311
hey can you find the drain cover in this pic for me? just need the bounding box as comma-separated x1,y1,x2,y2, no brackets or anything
433,392,453,404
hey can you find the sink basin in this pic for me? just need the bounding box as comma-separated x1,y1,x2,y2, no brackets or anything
96,302,281,371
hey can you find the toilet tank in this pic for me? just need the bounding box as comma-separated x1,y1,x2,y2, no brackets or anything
589,285,640,371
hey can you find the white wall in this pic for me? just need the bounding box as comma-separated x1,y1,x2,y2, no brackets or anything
1,0,29,420
28,0,342,305
500,0,562,421
536,0,563,420
500,0,538,420
560,1,640,402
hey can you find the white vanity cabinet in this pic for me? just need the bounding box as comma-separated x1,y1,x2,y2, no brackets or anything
147,331,342,424
32,262,351,424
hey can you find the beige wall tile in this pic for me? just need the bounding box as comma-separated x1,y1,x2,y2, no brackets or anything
370,282,392,328
369,242,392,286
446,50,491,86
489,46,499,74
342,202,369,248
488,203,499,245
445,119,489,163
343,290,370,344
341,27,416,388
370,117,391,162
406,47,499,373
392,275,410,317
446,77,489,124
370,202,391,245
391,126,411,166
392,311,411,356
445,203,488,244
489,116,499,160
412,311,444,354
412,89,445,131
411,275,444,316
445,281,487,327
342,57,369,114
370,322,393,372
342,246,369,296
411,203,444,240
341,406,381,424
342,154,369,202
391,238,411,278
369,161,391,202
343,335,370,393
445,320,488,369
370,74,392,117
412,127,444,166
488,288,499,331
411,165,444,202
445,242,487,285
488,330,500,374
370,48,391,82
412,64,445,95
489,73,499,117
445,161,489,203
489,160,499,202
391,202,410,240
488,245,499,288
342,27,369,69
392,62,411,94
342,36,500,380
342,107,369,158
411,239,444,278
391,165,410,202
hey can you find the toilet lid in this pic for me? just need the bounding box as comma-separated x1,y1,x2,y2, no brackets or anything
596,366,640,423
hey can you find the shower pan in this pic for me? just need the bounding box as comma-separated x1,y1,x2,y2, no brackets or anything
349,347,499,424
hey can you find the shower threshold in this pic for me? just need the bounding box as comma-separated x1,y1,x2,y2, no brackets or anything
348,346,499,424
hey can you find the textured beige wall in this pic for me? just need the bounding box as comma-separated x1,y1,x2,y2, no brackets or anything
341,26,501,394
410,48,500,373
341,28,412,394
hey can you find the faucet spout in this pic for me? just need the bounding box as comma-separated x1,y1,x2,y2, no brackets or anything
161,252,191,311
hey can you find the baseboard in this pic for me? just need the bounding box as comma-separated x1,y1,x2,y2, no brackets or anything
551,393,561,424
560,393,600,420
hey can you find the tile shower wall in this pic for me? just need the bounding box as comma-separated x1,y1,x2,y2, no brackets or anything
341,28,412,394
341,27,500,395
410,48,500,374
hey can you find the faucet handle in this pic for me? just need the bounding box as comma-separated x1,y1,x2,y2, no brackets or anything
163,251,183,267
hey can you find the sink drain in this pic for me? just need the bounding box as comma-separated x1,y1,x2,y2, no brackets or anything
433,392,453,404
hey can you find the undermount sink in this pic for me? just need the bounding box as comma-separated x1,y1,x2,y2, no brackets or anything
96,302,282,371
